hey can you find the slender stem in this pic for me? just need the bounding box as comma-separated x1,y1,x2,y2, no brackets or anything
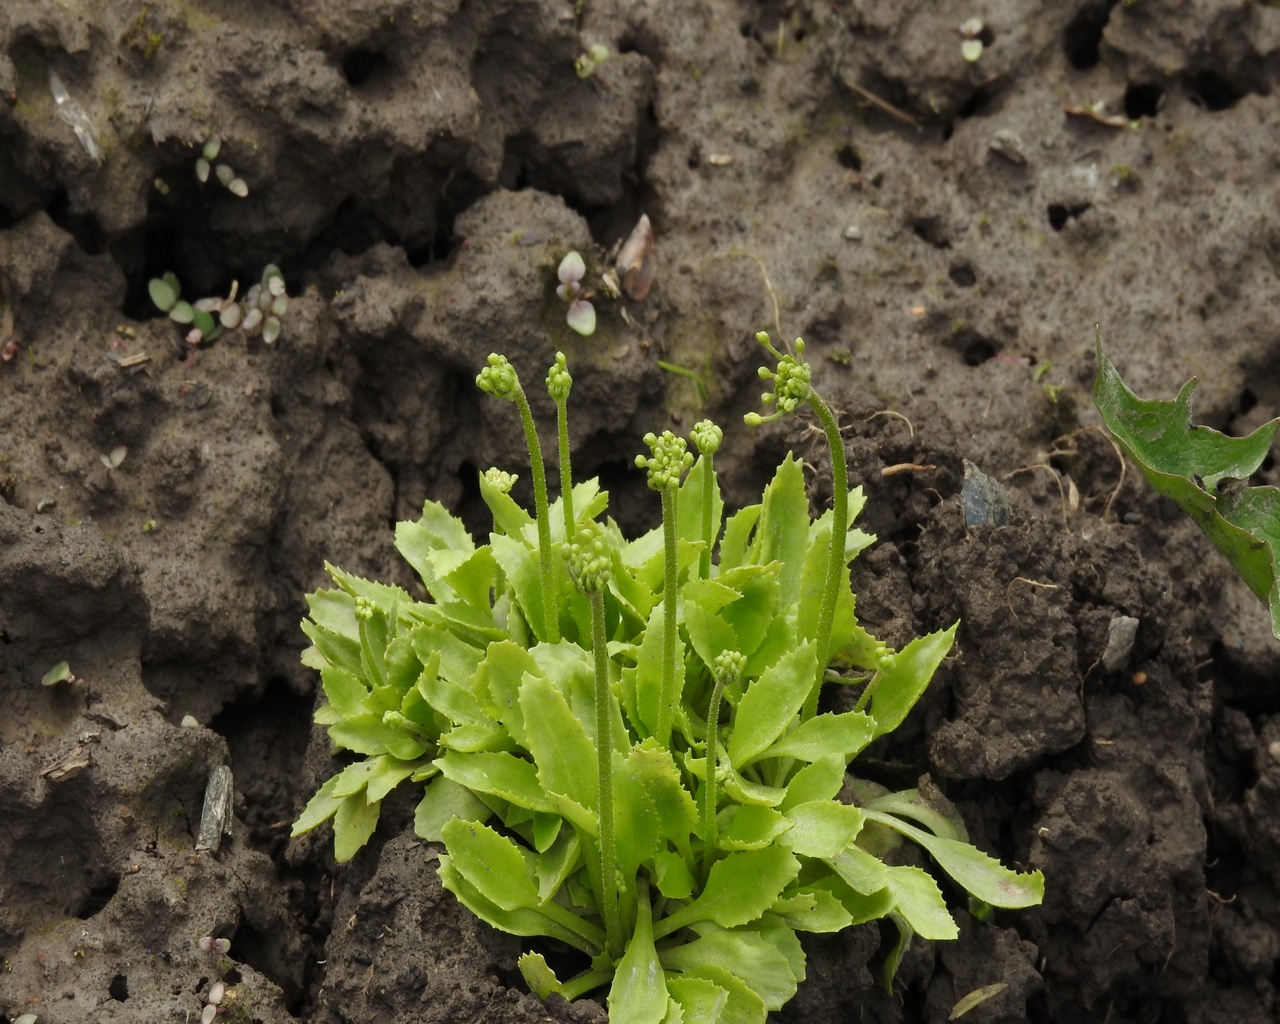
802,390,848,721
656,487,680,746
701,679,726,883
557,398,576,541
512,384,560,643
588,588,623,958
698,455,714,579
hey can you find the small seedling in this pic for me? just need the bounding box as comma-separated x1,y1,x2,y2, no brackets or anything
195,139,248,197
960,18,987,62
100,445,127,470
556,251,596,336
41,660,75,686
575,42,611,79
149,265,288,346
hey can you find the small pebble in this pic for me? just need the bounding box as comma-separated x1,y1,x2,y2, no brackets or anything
843,225,863,241
1269,740,1280,764
36,498,56,513
989,128,1028,166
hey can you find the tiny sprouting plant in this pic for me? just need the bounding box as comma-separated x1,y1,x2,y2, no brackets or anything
575,42,611,79
556,251,597,336
959,18,987,62
293,341,1044,1021
1095,336,1280,637
99,445,127,471
195,139,248,198
149,265,288,346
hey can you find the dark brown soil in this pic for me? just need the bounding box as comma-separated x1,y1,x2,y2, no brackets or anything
3,1,1280,1022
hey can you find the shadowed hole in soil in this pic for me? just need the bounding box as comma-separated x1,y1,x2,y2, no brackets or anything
207,678,314,854
836,143,862,172
1124,82,1164,119
910,215,951,250
46,186,107,256
1184,70,1248,112
592,455,660,538
341,49,392,89
1048,202,1091,231
1062,0,1117,70
108,973,129,1000
948,259,977,288
75,873,121,919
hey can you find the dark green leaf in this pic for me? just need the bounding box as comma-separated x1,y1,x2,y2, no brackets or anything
1095,340,1280,636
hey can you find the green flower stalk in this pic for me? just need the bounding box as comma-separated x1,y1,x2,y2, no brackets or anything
564,521,622,958
691,420,723,580
477,354,561,642
546,352,576,541
635,430,694,745
701,649,744,883
745,333,847,721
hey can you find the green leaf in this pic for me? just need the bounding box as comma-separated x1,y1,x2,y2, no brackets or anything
773,886,854,932
413,776,491,841
609,888,669,1024
169,299,195,324
491,533,548,640
884,865,957,940
666,975,730,1024
717,504,762,573
653,849,697,900
326,713,426,759
476,639,540,746
678,455,724,549
435,750,550,814
1095,340,1280,637
437,853,604,954
778,754,846,811
670,967,765,1024
718,805,790,850
395,501,475,602
333,789,381,862
754,454,809,604
148,276,177,311
291,773,343,837
761,710,875,763
615,740,698,875
441,818,540,910
654,846,799,938
520,673,598,816
728,640,816,767
779,800,864,859
660,924,799,1013
868,623,958,737
518,951,566,1000
862,809,1045,909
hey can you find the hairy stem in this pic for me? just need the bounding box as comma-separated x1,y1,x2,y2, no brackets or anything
698,455,714,579
512,384,560,643
657,487,680,746
557,398,576,541
701,678,726,883
588,588,622,958
803,390,848,721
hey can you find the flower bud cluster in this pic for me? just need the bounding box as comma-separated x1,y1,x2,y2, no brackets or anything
476,353,519,399
635,430,694,491
563,520,613,594
745,333,813,426
546,351,573,403
712,650,746,688
691,419,723,457
482,467,519,494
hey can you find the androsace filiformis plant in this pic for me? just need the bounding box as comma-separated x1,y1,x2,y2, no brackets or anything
293,342,1045,1021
